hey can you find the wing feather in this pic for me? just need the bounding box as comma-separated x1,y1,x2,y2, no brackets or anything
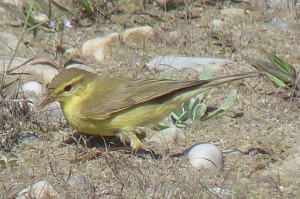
79,72,257,120
81,77,207,119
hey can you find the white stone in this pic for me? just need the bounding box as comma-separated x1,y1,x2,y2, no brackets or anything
146,56,231,71
145,127,185,147
21,81,44,97
187,143,223,170
43,101,65,122
16,180,60,199
33,13,49,23
81,33,118,62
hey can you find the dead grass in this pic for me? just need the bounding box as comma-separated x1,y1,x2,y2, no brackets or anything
0,1,299,198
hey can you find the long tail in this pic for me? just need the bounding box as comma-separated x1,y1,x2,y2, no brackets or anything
201,71,259,88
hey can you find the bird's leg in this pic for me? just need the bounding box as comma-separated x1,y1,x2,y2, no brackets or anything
117,131,142,151
135,127,156,138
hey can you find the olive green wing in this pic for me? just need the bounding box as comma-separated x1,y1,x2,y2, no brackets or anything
81,78,207,120
80,72,257,120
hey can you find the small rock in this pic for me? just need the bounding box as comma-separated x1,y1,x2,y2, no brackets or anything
20,81,44,110
81,33,118,62
43,101,65,122
122,26,155,44
33,13,49,23
145,127,185,147
82,26,155,62
187,142,223,170
16,180,60,199
146,56,230,71
21,81,44,97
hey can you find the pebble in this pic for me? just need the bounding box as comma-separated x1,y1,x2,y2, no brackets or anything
33,13,49,23
146,56,230,71
43,101,65,122
187,142,223,170
16,180,60,199
21,81,44,97
145,127,185,147
81,33,118,62
82,26,155,62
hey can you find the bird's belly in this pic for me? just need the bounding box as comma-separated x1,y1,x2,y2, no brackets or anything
62,102,116,136
108,102,176,131
62,101,177,136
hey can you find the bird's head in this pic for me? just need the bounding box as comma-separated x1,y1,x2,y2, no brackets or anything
40,68,96,107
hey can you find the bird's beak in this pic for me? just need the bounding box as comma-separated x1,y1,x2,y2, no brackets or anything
40,96,57,108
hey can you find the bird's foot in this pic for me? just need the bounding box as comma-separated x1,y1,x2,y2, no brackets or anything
117,131,142,151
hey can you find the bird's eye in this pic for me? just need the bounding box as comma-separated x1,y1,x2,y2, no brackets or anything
64,85,73,92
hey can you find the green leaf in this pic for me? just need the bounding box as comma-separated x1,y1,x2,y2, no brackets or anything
247,52,297,88
0,155,8,169
265,73,288,88
264,69,293,85
176,123,188,128
202,89,237,120
80,0,94,13
265,52,294,75
192,103,207,120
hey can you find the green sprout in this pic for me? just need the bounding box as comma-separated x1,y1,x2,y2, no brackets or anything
0,155,18,169
79,0,95,13
246,50,299,92
159,67,238,128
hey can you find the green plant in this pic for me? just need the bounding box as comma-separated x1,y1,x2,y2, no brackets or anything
246,50,300,94
159,67,238,128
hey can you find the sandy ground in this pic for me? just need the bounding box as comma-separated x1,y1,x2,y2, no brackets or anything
0,1,300,198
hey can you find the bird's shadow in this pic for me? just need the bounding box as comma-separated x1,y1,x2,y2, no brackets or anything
60,132,186,160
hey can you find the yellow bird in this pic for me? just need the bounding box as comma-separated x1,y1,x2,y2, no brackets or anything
41,68,256,150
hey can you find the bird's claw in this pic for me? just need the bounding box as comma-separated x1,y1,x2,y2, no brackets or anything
117,131,142,151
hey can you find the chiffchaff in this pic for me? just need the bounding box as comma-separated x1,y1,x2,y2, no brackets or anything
41,68,256,150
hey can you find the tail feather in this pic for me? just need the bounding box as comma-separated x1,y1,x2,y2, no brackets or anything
202,72,258,88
